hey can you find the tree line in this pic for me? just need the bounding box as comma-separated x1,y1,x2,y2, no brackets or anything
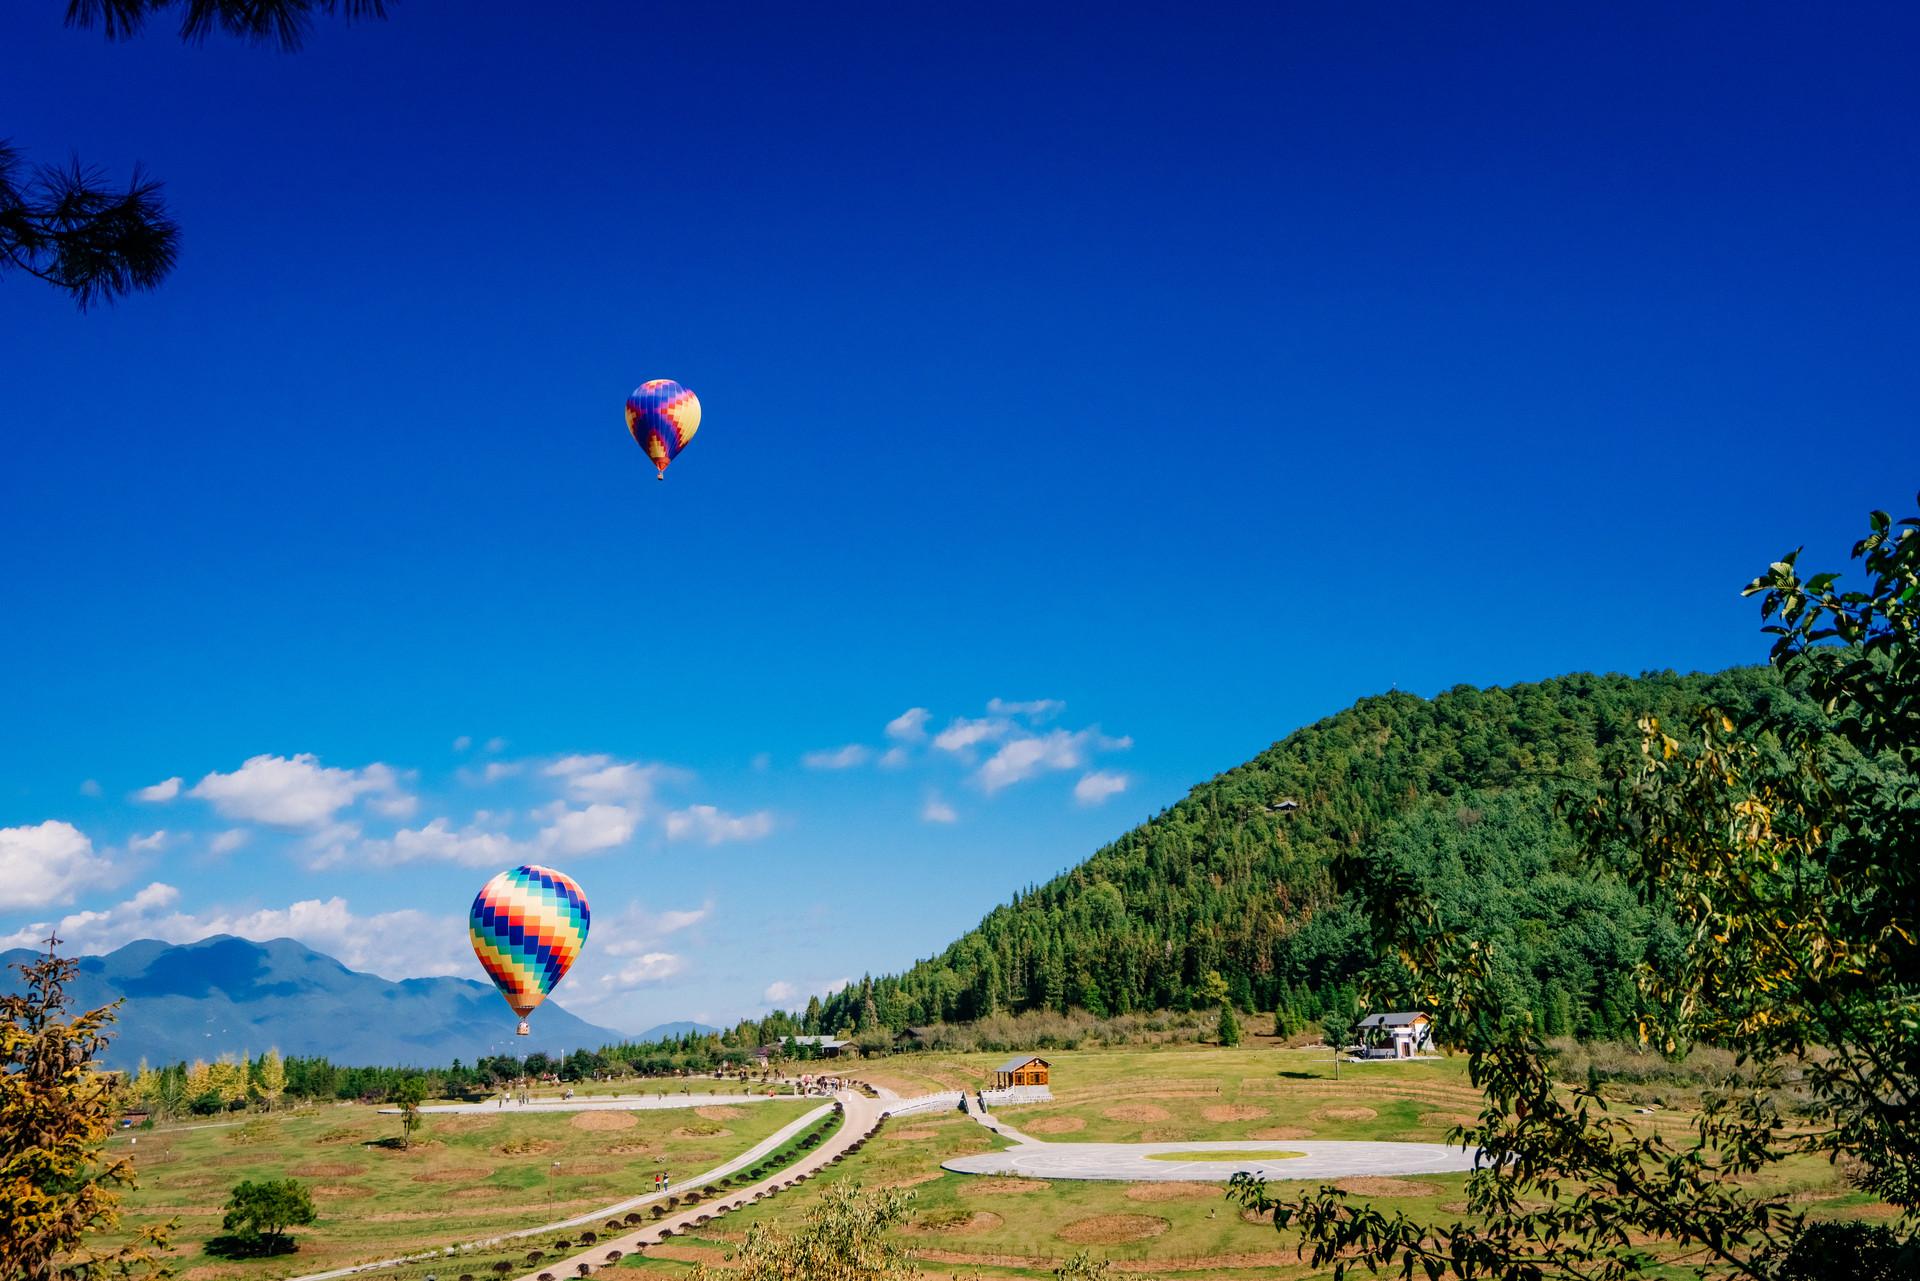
781,666,1784,1042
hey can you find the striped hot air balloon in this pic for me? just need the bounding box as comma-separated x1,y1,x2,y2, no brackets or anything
469,864,590,1036
625,379,702,479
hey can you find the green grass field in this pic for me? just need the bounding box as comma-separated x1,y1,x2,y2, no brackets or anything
114,1097,815,1280
612,1043,1883,1281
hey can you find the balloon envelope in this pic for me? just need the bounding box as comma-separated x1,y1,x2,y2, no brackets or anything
625,379,701,477
469,864,590,1020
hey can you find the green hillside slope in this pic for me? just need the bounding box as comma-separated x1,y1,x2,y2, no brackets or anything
813,667,1786,1040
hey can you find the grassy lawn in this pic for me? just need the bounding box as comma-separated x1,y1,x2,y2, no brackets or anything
612,1043,1880,1281
114,1097,815,1280
860,1042,1488,1144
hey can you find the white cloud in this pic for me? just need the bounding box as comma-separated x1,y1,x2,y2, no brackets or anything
79,779,102,797
665,805,773,845
824,976,852,995
127,830,169,852
977,728,1132,794
544,755,674,804
921,794,958,824
1073,771,1130,806
877,746,910,769
802,744,870,770
988,697,1065,721
885,707,931,743
596,905,711,964
485,737,508,753
0,883,464,981
453,735,473,752
209,829,250,855
364,817,530,867
134,777,182,803
482,761,520,783
600,952,686,986
0,821,118,910
538,803,637,856
932,716,1011,754
976,729,1087,793
186,753,411,827
763,980,798,1003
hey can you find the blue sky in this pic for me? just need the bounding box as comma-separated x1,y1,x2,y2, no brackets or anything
2,2,1917,1038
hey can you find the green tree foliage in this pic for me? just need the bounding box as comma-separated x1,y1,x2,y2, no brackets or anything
790,667,1778,1040
1216,1003,1241,1047
4,3,387,308
1232,500,1920,1279
694,1183,916,1281
1,938,169,1281
220,1178,316,1255
392,1075,427,1149
1054,1248,1113,1281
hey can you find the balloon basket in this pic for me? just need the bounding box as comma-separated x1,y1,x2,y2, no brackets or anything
516,1021,530,1037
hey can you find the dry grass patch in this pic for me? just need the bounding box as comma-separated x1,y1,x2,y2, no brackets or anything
884,1170,946,1189
1312,1105,1378,1122
1104,1104,1171,1123
289,1162,361,1178
695,1105,745,1121
411,1165,494,1183
907,1209,1005,1236
497,1137,560,1155
1202,1104,1269,1122
607,1141,657,1155
1058,1214,1171,1244
1124,1181,1225,1202
1022,1116,1087,1134
1334,1177,1443,1197
959,1177,1052,1195
1248,1126,1314,1140
673,1124,730,1139
310,1183,371,1199
885,1127,939,1140
1419,1112,1482,1128
570,1111,638,1132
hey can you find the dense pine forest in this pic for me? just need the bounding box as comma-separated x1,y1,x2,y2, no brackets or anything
795,667,1788,1042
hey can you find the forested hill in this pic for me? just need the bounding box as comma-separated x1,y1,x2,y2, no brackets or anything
809,668,1784,1040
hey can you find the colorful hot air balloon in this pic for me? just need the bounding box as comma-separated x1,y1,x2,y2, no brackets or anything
469,864,590,1036
625,379,701,480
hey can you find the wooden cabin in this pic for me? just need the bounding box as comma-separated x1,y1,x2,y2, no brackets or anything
990,1054,1050,1089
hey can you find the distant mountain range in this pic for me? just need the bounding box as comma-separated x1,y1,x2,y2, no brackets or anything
635,1020,721,1041
1,935,625,1069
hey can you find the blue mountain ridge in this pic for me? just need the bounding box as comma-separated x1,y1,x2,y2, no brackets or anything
0,934,625,1069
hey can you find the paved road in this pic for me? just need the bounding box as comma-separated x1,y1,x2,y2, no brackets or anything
943,1136,1480,1182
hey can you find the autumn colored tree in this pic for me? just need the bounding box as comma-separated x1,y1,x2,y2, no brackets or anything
1,937,169,1281
251,1050,285,1111
695,1183,917,1281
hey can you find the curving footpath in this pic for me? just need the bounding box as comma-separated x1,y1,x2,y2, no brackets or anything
290,1098,846,1281
506,1088,893,1281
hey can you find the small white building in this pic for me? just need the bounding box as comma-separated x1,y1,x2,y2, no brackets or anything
1356,1011,1432,1059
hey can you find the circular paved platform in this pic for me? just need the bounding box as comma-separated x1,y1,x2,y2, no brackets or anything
943,1138,1480,1182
